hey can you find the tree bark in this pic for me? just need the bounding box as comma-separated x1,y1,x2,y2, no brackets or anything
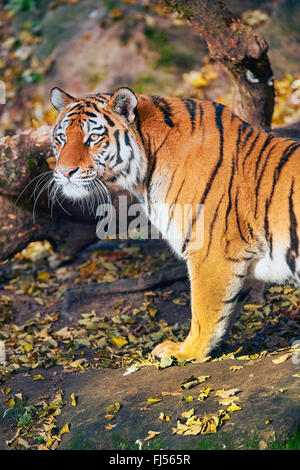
161,0,275,129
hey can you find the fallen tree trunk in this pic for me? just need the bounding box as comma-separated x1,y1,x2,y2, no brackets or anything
61,262,187,319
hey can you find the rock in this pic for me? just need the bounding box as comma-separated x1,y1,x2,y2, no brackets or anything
56,355,300,450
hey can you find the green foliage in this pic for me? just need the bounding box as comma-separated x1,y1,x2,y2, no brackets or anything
270,427,300,450
17,408,35,428
64,437,96,450
112,433,139,450
184,427,300,450
144,27,194,70
4,397,36,431
105,0,118,11
8,0,36,14
112,433,165,450
163,1,192,20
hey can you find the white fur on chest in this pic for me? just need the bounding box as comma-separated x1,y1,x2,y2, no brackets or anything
142,172,184,257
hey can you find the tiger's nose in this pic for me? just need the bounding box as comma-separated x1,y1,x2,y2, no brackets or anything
58,167,79,178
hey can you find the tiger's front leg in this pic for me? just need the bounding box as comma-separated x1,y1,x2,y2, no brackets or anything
152,252,247,361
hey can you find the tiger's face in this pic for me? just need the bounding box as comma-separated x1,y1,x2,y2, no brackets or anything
50,87,146,202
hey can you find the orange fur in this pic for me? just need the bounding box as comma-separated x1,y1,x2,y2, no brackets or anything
49,87,300,361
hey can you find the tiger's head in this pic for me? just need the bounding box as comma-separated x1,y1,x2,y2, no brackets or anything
50,87,146,202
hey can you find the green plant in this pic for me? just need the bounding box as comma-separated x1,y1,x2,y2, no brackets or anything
144,27,195,70
8,0,36,14
17,409,35,429
269,427,300,450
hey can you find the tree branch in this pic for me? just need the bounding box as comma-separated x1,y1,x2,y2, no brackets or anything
161,0,275,128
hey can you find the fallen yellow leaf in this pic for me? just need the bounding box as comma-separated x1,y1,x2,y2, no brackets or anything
110,336,128,348
272,353,291,364
33,374,44,381
159,412,170,421
147,397,161,405
227,403,242,412
182,408,194,419
144,430,160,441
106,403,120,414
71,393,77,407
59,423,70,436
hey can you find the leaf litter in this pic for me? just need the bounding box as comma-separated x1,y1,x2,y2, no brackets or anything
1,241,300,447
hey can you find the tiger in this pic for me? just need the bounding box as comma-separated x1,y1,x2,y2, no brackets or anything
49,85,300,361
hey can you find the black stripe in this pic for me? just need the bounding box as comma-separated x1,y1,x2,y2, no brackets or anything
151,96,174,128
122,130,135,175
224,157,235,233
242,132,260,169
91,126,108,136
89,101,102,113
68,103,84,112
145,134,156,192
199,103,204,125
254,134,273,179
254,144,276,218
103,113,115,127
84,111,98,119
134,108,145,147
242,127,254,149
223,288,250,305
286,249,296,273
164,167,177,202
286,178,299,273
182,98,196,134
172,179,185,206
124,129,130,146
267,141,300,207
235,190,247,243
264,198,272,256
247,224,254,239
204,193,225,259
289,178,298,256
113,129,122,166
145,131,170,196
236,124,243,154
182,203,202,253
65,111,81,118
200,102,224,205
83,100,93,107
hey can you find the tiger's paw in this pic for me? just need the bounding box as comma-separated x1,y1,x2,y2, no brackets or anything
152,340,197,361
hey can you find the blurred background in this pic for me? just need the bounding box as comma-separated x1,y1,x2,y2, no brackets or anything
1,0,300,138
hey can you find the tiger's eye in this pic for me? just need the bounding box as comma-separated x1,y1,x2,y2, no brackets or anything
58,133,66,141
89,134,99,141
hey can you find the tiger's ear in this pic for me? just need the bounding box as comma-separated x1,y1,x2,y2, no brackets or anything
50,87,75,111
109,87,137,123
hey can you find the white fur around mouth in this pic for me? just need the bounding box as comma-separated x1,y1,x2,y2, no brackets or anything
58,181,90,200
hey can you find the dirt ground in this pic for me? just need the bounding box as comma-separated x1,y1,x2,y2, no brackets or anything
0,239,299,450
